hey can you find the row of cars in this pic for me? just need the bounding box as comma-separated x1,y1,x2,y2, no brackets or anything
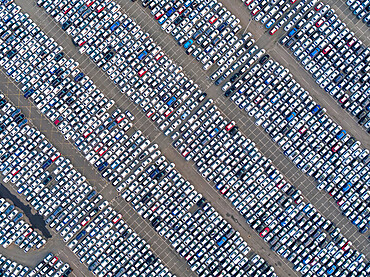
147,0,245,71
0,94,172,277
243,0,319,35
135,0,369,236
34,0,370,271
32,2,280,275
142,0,268,78
167,96,369,276
39,0,208,137
0,253,29,277
0,197,46,251
28,253,72,277
347,0,370,26
1,3,279,277
220,49,370,233
279,1,370,130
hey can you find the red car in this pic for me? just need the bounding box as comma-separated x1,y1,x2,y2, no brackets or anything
322,45,332,54
276,180,286,189
259,227,270,237
331,142,341,152
347,38,356,47
290,0,298,3
185,251,193,261
269,26,279,35
225,121,235,131
315,18,325,27
63,6,71,14
155,52,164,61
245,0,254,5
182,149,190,157
146,110,155,118
294,195,303,204
155,11,164,20
51,152,61,162
178,6,186,14
54,118,62,125
112,214,122,224
81,216,91,226
251,8,260,16
83,129,93,138
151,202,160,212
50,256,58,265
254,95,263,104
138,68,147,77
339,94,348,104
86,1,95,7
98,147,108,156
220,185,229,194
341,241,351,251
164,109,173,117
116,114,125,123
96,6,105,13
24,228,33,237
209,15,218,24
11,166,20,176
336,198,345,206
298,126,307,134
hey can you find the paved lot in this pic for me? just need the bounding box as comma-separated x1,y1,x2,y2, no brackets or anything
218,0,370,147
119,0,369,252
2,1,300,276
0,0,368,275
0,68,195,277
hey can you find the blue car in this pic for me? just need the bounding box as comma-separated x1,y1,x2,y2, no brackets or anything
184,0,193,7
184,39,194,49
286,112,296,122
336,130,346,140
310,47,320,57
327,265,336,274
74,72,84,82
110,21,120,31
42,159,52,170
76,230,87,240
18,118,27,127
166,96,176,106
11,108,20,117
166,7,175,17
111,160,120,170
13,213,23,222
311,104,321,114
217,237,227,246
342,182,351,192
24,88,35,99
288,28,297,37
138,51,147,60
4,205,14,215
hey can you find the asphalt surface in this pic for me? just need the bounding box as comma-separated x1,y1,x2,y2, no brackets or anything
118,0,369,253
217,0,370,148
0,0,368,276
0,68,196,277
1,1,299,276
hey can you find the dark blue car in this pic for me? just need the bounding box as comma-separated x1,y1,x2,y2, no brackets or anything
74,72,84,82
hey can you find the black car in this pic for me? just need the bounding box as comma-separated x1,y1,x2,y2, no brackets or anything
151,217,161,227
